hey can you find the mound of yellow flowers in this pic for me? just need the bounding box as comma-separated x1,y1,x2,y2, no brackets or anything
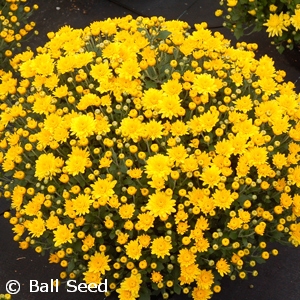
1,15,300,300
0,0,38,70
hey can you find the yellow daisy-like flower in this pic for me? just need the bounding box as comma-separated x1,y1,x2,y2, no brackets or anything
141,88,164,111
263,12,288,37
53,224,75,247
53,84,68,98
1,156,14,171
116,289,136,300
11,185,25,210
180,263,201,284
118,58,141,80
161,79,182,96
197,269,214,290
119,117,142,141
177,221,190,235
199,110,220,133
118,273,142,298
90,61,112,82
158,95,182,119
12,224,25,236
170,120,188,137
288,165,300,187
99,156,112,169
245,146,268,167
56,55,76,74
127,168,143,179
35,153,61,181
178,248,196,267
291,9,300,31
24,200,42,217
72,193,93,216
213,188,234,210
192,286,213,300
200,164,221,188
117,232,129,245
77,93,101,111
136,212,155,231
83,270,102,285
70,114,96,139
138,234,151,248
227,217,243,230
88,251,111,275
215,258,231,277
144,120,164,140
27,217,46,238
151,271,163,283
234,95,253,113
66,146,91,176
49,253,60,264
151,236,172,258
46,215,60,230
119,204,135,219
33,53,54,76
125,239,142,260
192,73,220,95
167,144,188,166
91,178,117,199
32,94,53,115
145,154,172,180
194,237,210,252
146,190,176,218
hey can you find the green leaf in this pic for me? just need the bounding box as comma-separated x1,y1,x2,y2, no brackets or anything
242,237,248,247
124,178,133,185
229,231,238,240
156,30,171,40
277,45,285,54
119,164,128,174
109,231,115,240
234,27,244,39
73,240,82,252
255,257,266,264
67,260,75,272
156,261,164,271
173,283,181,295
144,79,157,89
270,231,284,241
82,225,90,232
139,288,151,300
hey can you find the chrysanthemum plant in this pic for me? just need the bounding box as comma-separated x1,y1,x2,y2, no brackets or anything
216,0,300,53
1,15,300,300
0,0,38,71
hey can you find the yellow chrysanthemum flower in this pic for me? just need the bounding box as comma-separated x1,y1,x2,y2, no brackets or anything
125,239,142,260
88,251,111,275
263,13,288,37
146,190,176,218
215,258,231,276
151,236,172,258
35,153,61,180
53,224,74,247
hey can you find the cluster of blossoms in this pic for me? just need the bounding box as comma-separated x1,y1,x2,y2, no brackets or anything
216,0,300,53
0,0,38,70
1,15,300,300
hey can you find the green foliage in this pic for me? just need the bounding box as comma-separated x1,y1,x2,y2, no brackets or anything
217,0,300,52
